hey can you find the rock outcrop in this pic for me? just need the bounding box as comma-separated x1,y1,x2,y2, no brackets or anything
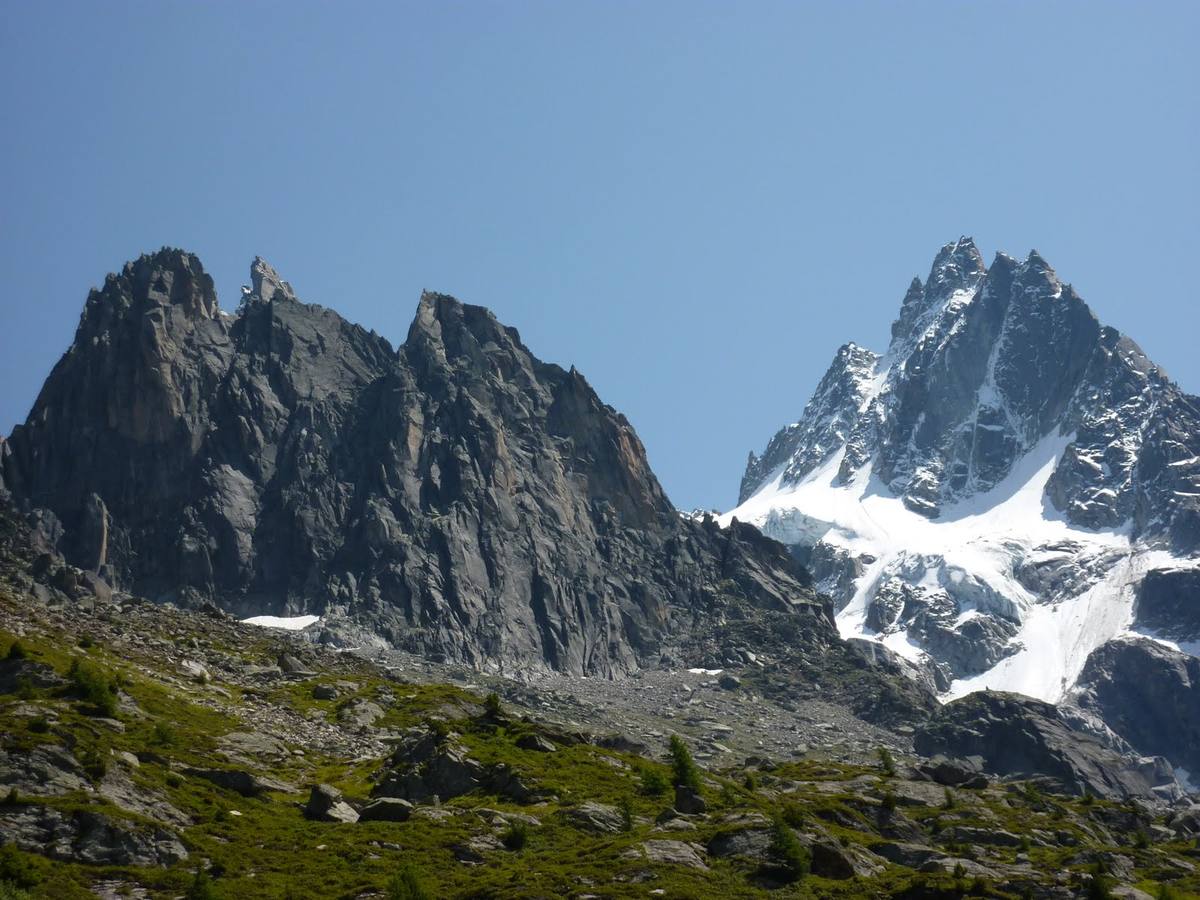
914,690,1175,800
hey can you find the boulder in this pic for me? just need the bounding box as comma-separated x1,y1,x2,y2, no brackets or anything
557,801,624,835
515,733,556,753
915,755,989,789
674,784,707,814
357,798,414,822
337,698,384,729
304,784,358,823
707,826,771,859
373,732,485,803
183,767,293,798
638,839,708,870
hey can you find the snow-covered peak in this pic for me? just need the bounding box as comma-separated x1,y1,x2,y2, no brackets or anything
727,240,1200,704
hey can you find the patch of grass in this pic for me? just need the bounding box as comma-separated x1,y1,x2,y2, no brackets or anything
385,865,431,900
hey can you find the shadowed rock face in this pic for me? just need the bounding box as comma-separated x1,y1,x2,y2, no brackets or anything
1074,637,1200,778
2,249,831,676
914,690,1173,800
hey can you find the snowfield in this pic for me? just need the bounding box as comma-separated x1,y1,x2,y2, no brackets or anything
721,429,1190,704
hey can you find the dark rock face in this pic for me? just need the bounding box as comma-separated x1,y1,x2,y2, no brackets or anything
2,249,831,676
1074,637,1200,778
739,238,1200,550
1134,567,1200,641
914,690,1172,800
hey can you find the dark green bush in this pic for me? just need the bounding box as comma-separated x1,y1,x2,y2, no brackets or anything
68,658,118,717
501,820,528,851
4,642,27,662
637,767,668,797
618,796,634,832
185,866,216,900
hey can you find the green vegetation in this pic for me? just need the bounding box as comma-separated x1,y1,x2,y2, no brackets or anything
877,746,896,777
66,658,118,717
767,812,810,882
2,592,1199,900
637,766,668,797
385,865,431,900
668,734,701,790
501,820,528,851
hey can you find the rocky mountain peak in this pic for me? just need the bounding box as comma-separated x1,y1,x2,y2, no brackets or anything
888,237,985,350
728,238,1200,713
3,249,845,678
81,248,219,333
926,235,985,296
249,256,296,303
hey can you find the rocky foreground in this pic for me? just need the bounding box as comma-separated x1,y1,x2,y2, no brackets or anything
2,560,1200,898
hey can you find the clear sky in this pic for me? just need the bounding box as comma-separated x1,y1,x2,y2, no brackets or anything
2,1,1196,512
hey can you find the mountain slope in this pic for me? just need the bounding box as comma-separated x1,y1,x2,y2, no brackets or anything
725,239,1200,704
1,249,845,680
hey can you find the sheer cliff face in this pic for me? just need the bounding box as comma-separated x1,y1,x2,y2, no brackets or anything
2,249,827,676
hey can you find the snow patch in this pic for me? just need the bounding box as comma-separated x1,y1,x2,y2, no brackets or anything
241,614,321,631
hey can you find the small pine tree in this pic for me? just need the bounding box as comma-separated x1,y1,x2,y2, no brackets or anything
668,735,701,791
877,746,897,777
768,813,810,883
618,796,634,832
68,659,118,717
483,692,502,718
4,641,27,661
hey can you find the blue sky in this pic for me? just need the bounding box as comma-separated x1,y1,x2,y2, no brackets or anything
2,1,1196,511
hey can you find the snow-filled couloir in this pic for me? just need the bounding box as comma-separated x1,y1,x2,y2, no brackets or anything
723,238,1200,703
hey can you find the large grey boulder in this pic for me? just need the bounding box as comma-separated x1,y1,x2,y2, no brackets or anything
304,784,359,823
557,801,625,835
